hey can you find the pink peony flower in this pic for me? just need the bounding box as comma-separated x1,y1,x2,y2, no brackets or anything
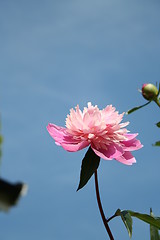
47,102,143,165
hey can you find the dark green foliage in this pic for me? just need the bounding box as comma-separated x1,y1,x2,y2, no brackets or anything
156,122,160,128
115,209,160,238
126,102,151,114
115,209,132,238
150,209,160,240
153,141,160,147
77,147,100,191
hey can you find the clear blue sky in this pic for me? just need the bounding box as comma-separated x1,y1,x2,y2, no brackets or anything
1,0,160,239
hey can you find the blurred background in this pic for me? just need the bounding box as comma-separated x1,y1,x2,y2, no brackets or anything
1,0,160,239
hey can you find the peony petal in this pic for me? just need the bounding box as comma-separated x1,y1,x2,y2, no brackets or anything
124,133,138,140
61,141,90,152
47,123,89,152
47,123,78,144
122,134,143,151
115,152,136,165
119,121,130,128
91,143,124,160
47,123,67,144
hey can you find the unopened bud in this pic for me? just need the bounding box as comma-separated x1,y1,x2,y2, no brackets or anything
142,83,158,101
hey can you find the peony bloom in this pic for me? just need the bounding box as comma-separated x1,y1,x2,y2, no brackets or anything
47,102,143,165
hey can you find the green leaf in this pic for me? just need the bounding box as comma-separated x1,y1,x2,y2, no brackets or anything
0,135,3,145
126,101,151,114
156,122,160,128
152,141,160,147
128,210,160,229
150,209,160,240
115,209,132,238
77,147,100,191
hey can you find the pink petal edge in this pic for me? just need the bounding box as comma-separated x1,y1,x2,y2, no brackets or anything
115,152,136,165
91,143,124,160
47,123,89,152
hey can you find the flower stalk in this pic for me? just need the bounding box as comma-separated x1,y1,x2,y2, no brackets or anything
94,170,114,240
154,99,160,108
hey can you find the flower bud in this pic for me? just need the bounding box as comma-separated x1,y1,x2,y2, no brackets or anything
142,83,158,101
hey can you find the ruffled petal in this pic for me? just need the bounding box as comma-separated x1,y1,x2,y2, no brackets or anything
47,124,67,145
61,141,90,152
121,134,143,151
124,133,138,140
91,143,124,160
115,151,136,165
47,123,89,152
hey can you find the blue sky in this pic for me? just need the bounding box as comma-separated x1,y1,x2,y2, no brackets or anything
1,0,160,239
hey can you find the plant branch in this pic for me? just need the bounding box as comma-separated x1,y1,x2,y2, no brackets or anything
154,99,160,107
107,214,117,223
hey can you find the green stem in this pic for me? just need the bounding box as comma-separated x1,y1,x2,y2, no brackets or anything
126,101,151,114
94,170,114,240
107,214,117,223
154,99,160,107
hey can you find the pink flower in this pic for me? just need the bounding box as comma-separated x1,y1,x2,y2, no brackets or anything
47,102,143,165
